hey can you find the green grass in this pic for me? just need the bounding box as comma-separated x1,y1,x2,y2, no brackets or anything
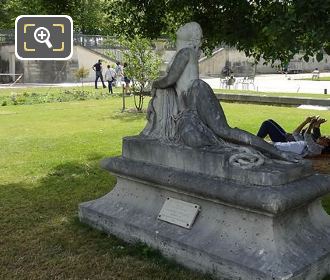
214,88,330,99
2,85,330,106
300,77,330,81
1,95,330,279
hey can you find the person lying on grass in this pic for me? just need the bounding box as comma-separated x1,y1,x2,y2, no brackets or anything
257,116,330,156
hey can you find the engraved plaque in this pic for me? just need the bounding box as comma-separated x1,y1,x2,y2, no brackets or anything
158,197,200,229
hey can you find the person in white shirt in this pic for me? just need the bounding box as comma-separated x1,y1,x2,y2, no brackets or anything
114,62,124,87
257,116,330,156
105,65,116,94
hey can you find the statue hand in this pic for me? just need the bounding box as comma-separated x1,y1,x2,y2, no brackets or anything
146,98,155,121
151,87,156,97
151,79,159,92
146,109,151,121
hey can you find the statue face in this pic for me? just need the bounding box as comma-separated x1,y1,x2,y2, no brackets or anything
175,22,203,56
176,38,202,54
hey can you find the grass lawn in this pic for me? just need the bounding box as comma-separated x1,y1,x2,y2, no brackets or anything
2,85,330,105
1,95,330,279
300,77,330,81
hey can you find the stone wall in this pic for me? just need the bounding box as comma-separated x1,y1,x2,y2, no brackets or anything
199,48,255,77
199,48,330,77
0,44,174,83
0,45,110,83
3,42,330,83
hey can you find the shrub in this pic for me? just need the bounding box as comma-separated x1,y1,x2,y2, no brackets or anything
75,67,90,87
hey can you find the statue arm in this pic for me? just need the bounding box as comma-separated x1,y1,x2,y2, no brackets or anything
152,48,190,89
221,127,300,162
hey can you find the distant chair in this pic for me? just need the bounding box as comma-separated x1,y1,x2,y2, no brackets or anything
226,76,236,89
248,76,255,90
220,76,239,90
233,77,244,89
241,76,255,90
312,68,320,80
220,78,228,89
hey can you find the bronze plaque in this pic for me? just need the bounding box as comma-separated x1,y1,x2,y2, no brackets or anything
158,197,200,229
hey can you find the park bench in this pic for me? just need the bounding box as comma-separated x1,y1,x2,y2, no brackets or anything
241,76,255,90
220,76,236,89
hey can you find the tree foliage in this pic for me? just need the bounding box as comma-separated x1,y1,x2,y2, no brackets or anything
0,0,108,34
75,66,90,87
0,0,45,29
2,0,329,64
109,36,161,112
105,0,330,64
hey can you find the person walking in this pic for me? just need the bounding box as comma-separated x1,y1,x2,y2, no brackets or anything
105,64,116,94
123,62,131,95
92,59,106,89
114,61,123,87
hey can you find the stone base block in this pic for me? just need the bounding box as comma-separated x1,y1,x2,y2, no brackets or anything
122,136,313,186
79,161,330,280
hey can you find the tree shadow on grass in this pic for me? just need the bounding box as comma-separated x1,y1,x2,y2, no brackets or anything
102,110,147,123
1,158,330,280
0,159,212,280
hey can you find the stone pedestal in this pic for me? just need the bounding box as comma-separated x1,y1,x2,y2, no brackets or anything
79,137,330,280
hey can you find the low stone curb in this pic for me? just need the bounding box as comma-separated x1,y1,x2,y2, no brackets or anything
215,93,330,106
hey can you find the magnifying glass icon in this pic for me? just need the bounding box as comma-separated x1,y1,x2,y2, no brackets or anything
34,27,53,48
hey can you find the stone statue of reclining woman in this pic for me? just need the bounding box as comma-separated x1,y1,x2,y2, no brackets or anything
141,22,296,163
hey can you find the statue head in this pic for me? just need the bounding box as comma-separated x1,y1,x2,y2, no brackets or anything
176,22,203,51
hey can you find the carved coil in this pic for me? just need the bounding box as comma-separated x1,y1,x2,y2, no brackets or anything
229,148,265,169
